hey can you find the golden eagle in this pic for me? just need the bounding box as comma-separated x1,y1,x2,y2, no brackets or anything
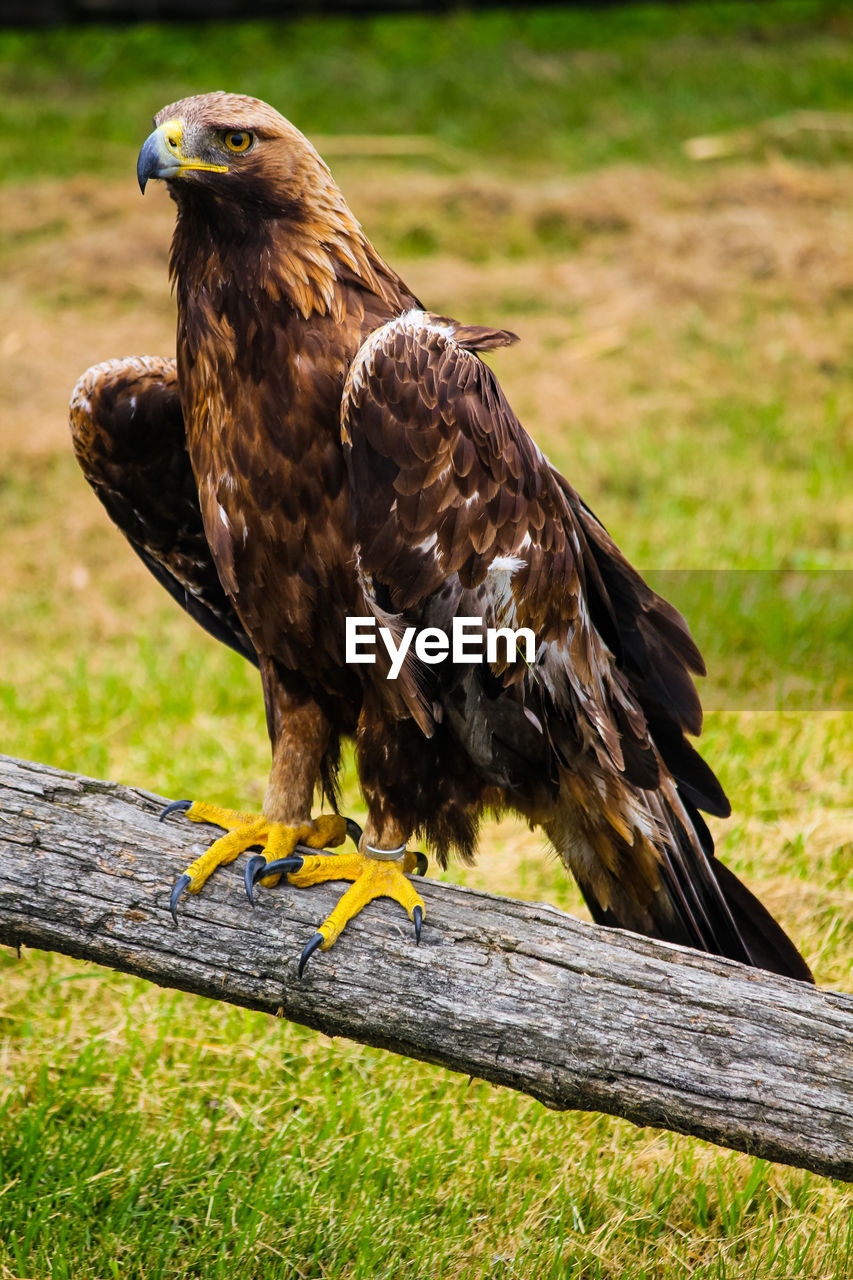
70,93,811,982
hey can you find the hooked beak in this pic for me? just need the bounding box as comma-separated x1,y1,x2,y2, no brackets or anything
137,118,227,193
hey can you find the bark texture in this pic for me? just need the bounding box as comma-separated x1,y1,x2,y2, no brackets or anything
0,753,850,1181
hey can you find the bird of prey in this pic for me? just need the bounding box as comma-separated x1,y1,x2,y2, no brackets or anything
70,92,812,982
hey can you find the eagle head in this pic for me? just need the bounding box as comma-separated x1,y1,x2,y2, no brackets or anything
136,91,384,320
136,91,329,217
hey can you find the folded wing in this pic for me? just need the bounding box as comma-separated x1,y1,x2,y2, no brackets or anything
341,310,812,981
69,356,256,666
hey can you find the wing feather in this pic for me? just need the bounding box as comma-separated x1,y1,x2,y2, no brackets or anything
69,356,256,667
340,310,812,981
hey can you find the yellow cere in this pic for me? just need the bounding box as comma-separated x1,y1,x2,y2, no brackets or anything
158,118,228,176
160,118,183,154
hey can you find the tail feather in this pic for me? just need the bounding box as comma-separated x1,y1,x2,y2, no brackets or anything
711,860,814,983
649,788,750,963
547,771,813,984
656,789,813,982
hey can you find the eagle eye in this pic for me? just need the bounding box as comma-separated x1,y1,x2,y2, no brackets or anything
222,130,254,154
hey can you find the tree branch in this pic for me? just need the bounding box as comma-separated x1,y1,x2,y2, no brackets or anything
0,753,850,1181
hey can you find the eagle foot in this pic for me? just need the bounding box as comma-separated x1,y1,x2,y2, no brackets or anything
247,846,427,976
162,800,352,923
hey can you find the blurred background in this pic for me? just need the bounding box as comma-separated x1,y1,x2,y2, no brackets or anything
1,4,851,1277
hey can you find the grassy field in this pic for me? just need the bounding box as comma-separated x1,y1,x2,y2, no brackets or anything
1,3,852,1277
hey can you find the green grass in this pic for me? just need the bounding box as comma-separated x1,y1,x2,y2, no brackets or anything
2,955,852,1280
0,2,852,183
1,4,853,1278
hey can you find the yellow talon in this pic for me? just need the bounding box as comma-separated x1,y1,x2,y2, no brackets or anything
185,801,260,832
184,817,267,892
165,800,426,969
166,802,349,900
287,849,426,951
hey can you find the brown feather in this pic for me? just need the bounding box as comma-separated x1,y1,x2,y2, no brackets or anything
70,92,812,983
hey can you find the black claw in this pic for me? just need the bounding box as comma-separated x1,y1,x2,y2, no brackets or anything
170,873,191,924
244,854,268,906
298,933,324,978
245,854,305,906
413,852,429,877
253,855,304,884
413,905,424,945
160,799,192,823
345,817,363,846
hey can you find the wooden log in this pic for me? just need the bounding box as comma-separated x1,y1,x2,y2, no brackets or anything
0,752,850,1181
